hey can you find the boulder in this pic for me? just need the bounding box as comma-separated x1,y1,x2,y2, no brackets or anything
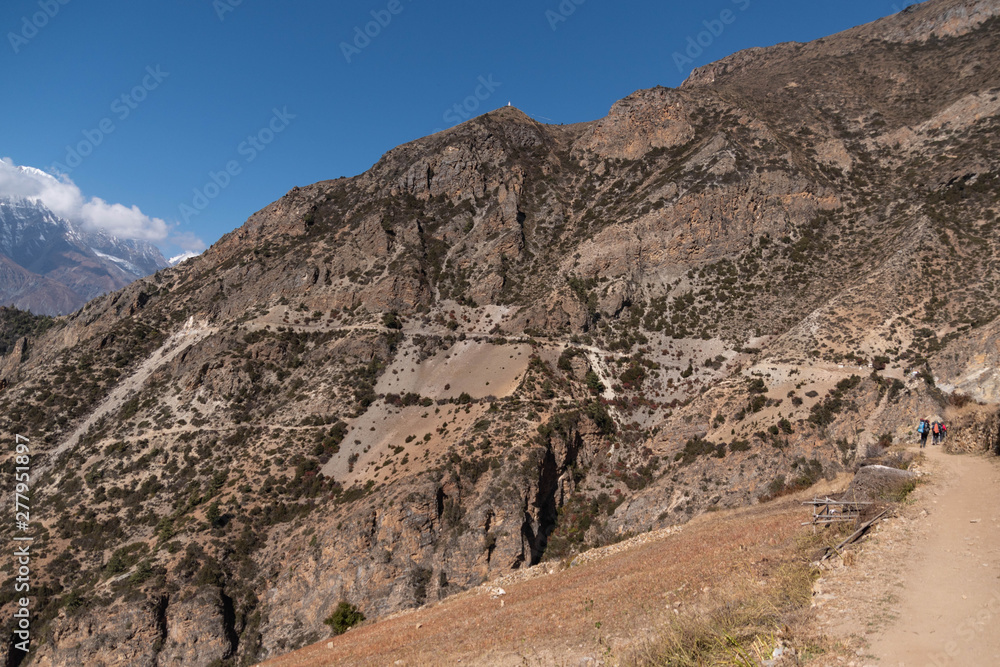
842,465,917,502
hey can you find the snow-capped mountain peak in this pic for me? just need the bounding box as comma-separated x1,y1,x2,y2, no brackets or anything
0,196,169,315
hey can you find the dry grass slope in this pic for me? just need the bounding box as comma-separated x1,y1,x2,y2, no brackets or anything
258,486,870,666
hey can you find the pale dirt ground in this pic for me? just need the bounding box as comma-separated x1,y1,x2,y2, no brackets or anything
321,340,531,484
867,445,1000,666
376,340,531,401
711,362,862,444
710,360,913,449
805,445,1000,667
322,401,491,485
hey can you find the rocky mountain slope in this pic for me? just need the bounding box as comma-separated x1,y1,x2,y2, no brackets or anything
2,0,1000,664
0,196,168,316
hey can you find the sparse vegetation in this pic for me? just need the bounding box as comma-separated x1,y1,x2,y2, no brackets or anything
324,601,366,635
632,561,816,666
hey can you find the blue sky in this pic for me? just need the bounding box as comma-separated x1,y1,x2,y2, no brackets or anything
0,0,922,259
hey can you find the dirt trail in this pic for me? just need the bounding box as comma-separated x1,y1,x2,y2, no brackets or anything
43,320,215,477
868,446,1000,666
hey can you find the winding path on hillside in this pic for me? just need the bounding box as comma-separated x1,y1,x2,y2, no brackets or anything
41,320,216,479
869,446,1000,666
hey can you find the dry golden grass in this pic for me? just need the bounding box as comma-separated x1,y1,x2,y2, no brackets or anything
259,493,834,667
622,560,815,666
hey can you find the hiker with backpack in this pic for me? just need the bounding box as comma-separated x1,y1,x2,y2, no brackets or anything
940,422,947,443
917,418,930,448
932,421,942,445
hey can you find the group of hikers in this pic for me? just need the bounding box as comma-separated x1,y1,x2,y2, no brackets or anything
916,418,946,448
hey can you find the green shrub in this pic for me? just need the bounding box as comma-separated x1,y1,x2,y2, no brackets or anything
585,370,605,395
104,543,147,578
382,312,403,329
676,438,717,465
325,601,366,635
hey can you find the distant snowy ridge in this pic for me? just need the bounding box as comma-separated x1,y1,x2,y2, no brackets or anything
0,196,169,315
92,249,142,276
169,251,200,266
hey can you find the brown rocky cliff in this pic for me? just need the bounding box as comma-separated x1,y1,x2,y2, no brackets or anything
943,405,1000,455
26,598,167,667
683,0,1000,88
253,409,610,658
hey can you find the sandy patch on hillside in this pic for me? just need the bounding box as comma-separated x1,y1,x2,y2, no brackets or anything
377,340,531,400
320,341,531,485
715,361,911,443
322,402,490,485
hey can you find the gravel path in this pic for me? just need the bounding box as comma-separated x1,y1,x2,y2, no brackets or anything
867,446,1000,666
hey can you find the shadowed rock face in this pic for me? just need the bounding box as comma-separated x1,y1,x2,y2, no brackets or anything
3,1,1000,664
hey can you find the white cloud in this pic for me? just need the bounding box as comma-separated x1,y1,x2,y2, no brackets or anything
168,230,207,253
0,157,169,242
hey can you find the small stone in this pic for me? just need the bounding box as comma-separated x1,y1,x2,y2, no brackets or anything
327,642,334,649
416,623,422,629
